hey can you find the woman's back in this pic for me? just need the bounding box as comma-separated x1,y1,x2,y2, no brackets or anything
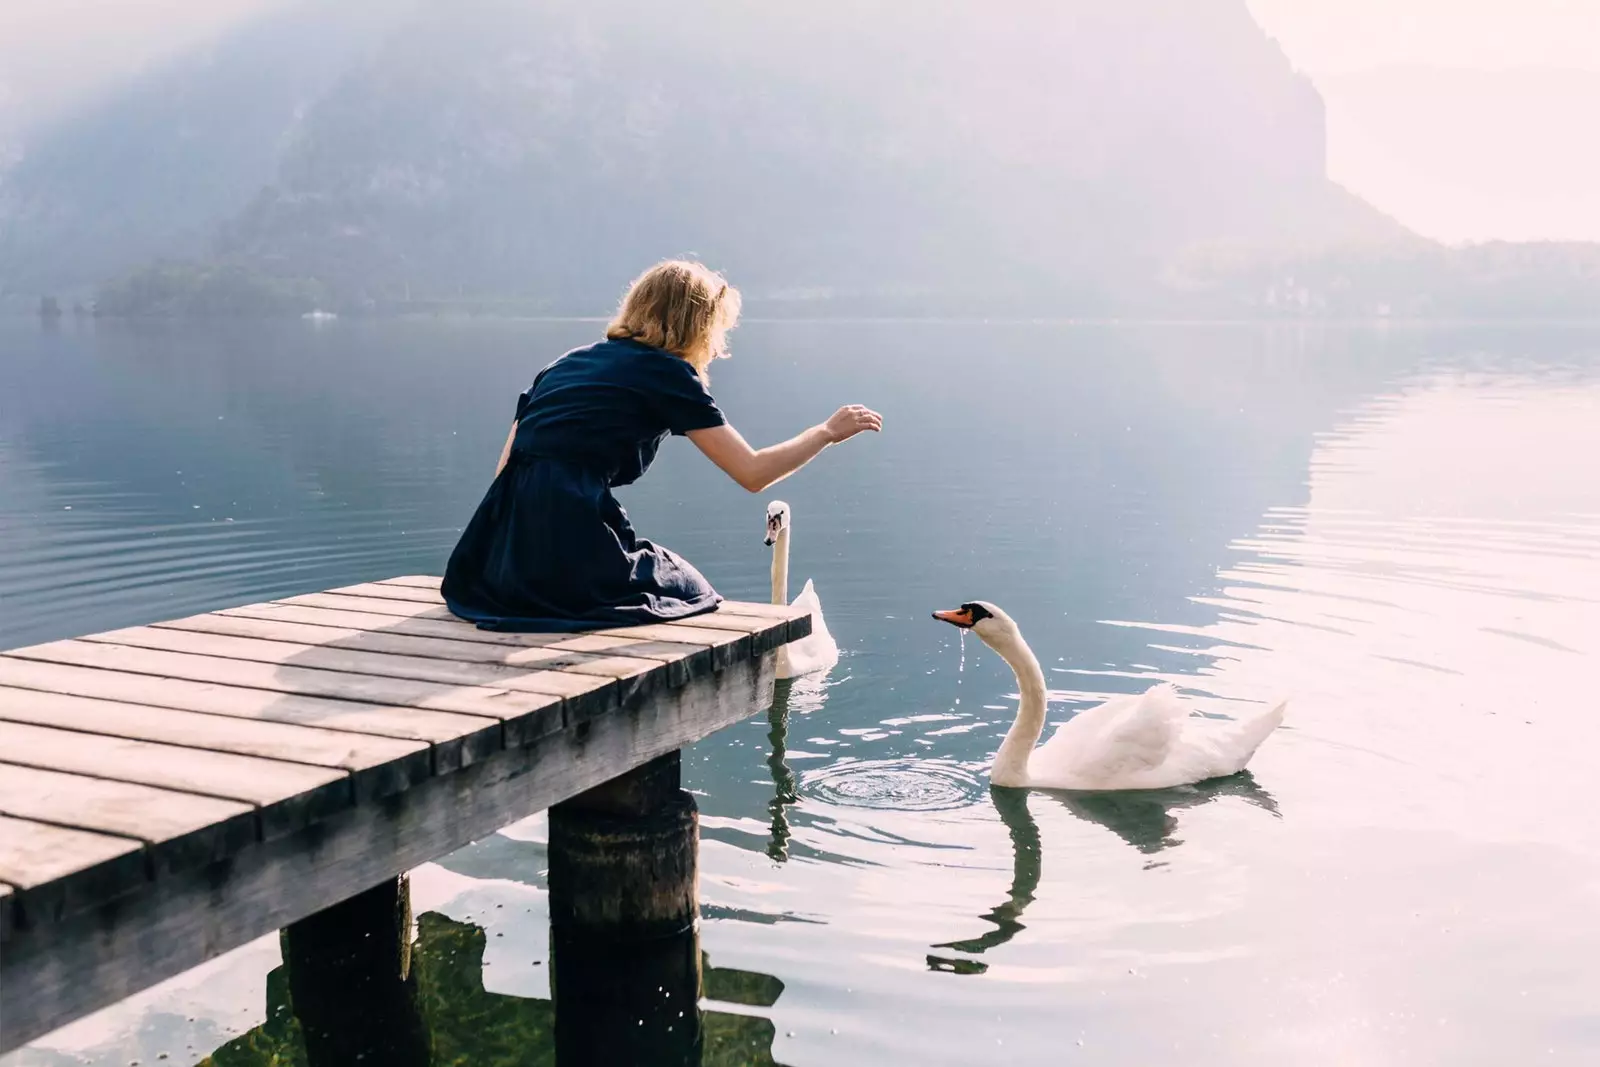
513,338,726,486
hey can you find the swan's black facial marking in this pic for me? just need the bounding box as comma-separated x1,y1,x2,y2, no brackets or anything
960,603,994,625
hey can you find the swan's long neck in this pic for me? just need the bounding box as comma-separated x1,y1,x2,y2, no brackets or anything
986,629,1048,788
770,527,790,606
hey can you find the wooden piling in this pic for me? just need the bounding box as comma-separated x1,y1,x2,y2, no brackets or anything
282,875,431,1067
549,752,703,1064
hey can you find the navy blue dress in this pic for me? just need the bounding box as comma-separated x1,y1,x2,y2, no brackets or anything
442,338,727,631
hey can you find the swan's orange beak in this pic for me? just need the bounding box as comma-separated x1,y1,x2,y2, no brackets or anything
933,607,975,628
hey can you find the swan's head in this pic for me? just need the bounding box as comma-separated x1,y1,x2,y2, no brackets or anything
932,601,1021,648
764,500,791,546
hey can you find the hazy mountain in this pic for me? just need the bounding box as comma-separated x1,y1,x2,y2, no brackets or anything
0,1,408,299
7,0,1411,313
217,0,1406,313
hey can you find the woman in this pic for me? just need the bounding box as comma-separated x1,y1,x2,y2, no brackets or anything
442,260,882,631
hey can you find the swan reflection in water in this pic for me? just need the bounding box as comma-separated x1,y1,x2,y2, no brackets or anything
764,672,832,862
929,774,1278,971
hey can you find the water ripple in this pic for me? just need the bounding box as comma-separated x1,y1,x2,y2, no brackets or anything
799,758,986,812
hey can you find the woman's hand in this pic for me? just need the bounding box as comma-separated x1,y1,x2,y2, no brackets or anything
824,404,883,444
688,403,883,494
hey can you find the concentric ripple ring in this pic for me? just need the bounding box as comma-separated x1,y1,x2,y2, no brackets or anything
799,759,985,812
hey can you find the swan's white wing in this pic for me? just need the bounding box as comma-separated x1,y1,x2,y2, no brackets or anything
777,578,838,678
1182,699,1288,778
1031,684,1187,788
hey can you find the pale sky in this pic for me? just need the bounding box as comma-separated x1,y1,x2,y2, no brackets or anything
1,0,1596,243
0,0,286,121
1246,0,1600,74
1247,0,1600,242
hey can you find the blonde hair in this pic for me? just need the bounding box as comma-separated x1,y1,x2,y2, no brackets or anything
606,260,742,379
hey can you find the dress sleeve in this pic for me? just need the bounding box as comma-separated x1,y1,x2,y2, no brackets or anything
514,364,555,423
653,358,728,436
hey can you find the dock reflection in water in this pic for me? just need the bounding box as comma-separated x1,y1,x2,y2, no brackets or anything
201,908,789,1066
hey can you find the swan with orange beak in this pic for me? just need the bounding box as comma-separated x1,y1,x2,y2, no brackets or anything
934,601,1285,790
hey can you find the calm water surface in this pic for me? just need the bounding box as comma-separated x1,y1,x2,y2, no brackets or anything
2,318,1598,1065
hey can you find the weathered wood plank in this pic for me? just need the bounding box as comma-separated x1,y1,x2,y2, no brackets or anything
2,641,561,747
660,612,781,635
0,815,144,930
277,590,805,654
225,597,555,640
0,658,495,775
280,592,775,667
0,652,776,1052
0,721,350,839
159,611,618,669
378,575,446,590
0,687,430,799
220,602,719,678
592,623,753,666
366,579,806,633
78,626,617,719
709,600,806,619
280,590,481,620
369,577,806,630
0,764,256,881
328,581,447,605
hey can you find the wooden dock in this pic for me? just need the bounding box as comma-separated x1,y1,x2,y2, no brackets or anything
0,576,806,1054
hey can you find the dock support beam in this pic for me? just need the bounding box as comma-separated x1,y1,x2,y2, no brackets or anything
548,751,702,1065
282,875,430,1067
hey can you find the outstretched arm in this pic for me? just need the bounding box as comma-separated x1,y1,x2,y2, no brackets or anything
687,405,882,494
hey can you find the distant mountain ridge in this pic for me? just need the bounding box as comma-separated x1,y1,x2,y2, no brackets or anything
0,1,407,299
5,0,1416,314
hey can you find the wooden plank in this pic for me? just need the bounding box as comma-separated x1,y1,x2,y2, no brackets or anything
219,602,718,676
378,575,445,590
280,591,465,620
661,612,781,635
328,581,446,604
711,600,806,619
0,815,144,930
277,590,805,655
161,611,620,669
155,615,672,708
78,626,617,719
1,641,562,748
277,592,774,669
161,610,706,689
0,651,775,1051
591,623,752,667
0,687,430,800
0,764,256,880
367,578,804,629
0,721,350,839
545,632,711,661
0,658,493,776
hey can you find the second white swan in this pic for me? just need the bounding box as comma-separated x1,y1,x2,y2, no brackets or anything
766,500,838,679
933,601,1285,790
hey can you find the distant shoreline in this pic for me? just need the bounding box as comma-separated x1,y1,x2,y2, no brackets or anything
12,310,1600,329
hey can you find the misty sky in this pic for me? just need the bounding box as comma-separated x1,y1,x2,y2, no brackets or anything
2,0,1596,243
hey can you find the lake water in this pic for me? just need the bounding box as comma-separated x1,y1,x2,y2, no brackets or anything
3,317,1598,1065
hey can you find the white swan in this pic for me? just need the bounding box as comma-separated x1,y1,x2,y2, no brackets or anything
765,500,838,679
933,601,1285,790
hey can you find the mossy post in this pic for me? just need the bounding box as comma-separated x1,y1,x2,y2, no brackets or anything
282,875,431,1067
548,750,702,1064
